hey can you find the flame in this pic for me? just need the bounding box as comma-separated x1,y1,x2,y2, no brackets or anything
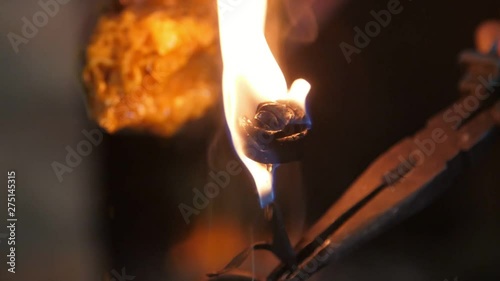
217,0,310,206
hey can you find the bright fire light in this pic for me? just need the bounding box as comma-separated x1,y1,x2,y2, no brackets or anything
217,0,311,206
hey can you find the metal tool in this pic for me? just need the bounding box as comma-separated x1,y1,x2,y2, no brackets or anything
208,48,500,281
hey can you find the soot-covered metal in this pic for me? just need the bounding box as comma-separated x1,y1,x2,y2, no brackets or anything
240,100,311,164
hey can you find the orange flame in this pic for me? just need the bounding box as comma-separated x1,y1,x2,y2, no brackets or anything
217,0,310,206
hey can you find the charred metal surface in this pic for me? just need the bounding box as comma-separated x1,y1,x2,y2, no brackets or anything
265,203,297,268
240,100,311,164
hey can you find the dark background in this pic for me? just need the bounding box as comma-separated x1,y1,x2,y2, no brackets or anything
0,0,499,280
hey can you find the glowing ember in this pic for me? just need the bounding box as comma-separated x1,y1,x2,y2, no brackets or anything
217,0,311,206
